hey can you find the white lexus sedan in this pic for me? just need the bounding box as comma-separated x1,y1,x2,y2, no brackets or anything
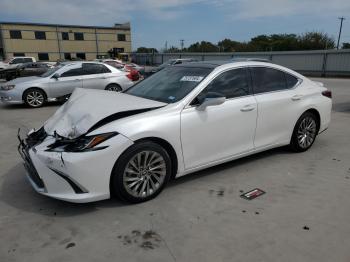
0,61,134,108
18,60,332,203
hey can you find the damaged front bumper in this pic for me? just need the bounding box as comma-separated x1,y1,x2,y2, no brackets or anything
18,127,134,203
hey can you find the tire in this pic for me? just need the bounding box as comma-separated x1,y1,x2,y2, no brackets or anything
111,141,172,203
105,84,122,92
290,111,319,152
23,88,46,108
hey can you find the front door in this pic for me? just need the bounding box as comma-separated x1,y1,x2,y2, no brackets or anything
180,67,257,170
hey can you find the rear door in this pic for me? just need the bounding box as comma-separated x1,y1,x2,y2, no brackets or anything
250,66,301,148
81,63,111,90
49,64,83,98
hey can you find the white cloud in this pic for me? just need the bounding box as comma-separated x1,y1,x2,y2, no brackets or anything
214,0,350,20
1,0,349,24
0,0,207,24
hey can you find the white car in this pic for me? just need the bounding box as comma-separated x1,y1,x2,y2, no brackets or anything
18,60,332,203
0,61,135,107
0,57,36,69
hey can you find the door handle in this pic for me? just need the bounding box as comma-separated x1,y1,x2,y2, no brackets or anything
291,95,303,101
240,105,255,112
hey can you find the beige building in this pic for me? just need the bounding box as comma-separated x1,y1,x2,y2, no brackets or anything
0,21,131,61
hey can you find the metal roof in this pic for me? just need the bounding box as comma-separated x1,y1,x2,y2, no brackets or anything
0,21,130,30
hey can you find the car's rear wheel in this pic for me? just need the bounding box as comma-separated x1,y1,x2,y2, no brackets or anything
111,141,172,203
290,111,318,152
105,84,122,92
23,88,46,108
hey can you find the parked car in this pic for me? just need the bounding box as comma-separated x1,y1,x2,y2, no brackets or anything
104,61,142,82
0,62,50,81
148,58,197,76
126,63,145,75
17,60,331,203
103,60,124,70
0,62,134,108
0,57,36,70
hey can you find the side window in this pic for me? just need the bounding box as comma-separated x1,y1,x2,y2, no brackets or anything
285,73,299,88
203,68,250,99
23,58,33,63
83,63,111,75
251,67,287,94
60,67,85,77
11,58,24,64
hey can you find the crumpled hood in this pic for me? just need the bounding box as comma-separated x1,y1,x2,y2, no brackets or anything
44,88,166,139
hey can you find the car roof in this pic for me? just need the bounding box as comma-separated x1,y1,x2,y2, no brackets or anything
174,58,275,69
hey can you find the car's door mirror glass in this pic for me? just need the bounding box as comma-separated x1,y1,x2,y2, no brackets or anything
196,92,226,110
52,73,60,79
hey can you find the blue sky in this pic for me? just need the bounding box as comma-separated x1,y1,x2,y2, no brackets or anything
1,0,350,50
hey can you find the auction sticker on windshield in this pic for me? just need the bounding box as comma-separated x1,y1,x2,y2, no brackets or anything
180,76,204,82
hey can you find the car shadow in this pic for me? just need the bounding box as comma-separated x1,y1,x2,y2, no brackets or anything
0,147,291,217
0,164,125,217
169,147,291,187
0,102,62,110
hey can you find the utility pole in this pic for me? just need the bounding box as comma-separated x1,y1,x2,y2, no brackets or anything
165,41,168,52
337,16,346,49
180,39,184,51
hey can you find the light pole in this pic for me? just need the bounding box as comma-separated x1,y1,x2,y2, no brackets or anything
337,17,346,49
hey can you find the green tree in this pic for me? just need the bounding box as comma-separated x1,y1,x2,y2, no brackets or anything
342,42,350,49
187,41,219,52
298,32,335,50
165,46,181,53
136,47,158,53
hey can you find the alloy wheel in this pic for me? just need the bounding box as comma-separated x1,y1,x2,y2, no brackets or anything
26,91,44,107
123,150,166,198
106,85,122,92
297,116,317,149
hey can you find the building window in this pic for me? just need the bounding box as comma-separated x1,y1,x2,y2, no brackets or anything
64,53,71,60
74,32,84,40
76,53,86,60
10,30,22,39
13,52,25,57
117,34,126,41
35,31,46,40
62,32,69,40
38,53,49,61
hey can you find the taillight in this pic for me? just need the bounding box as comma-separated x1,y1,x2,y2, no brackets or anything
322,90,332,98
126,72,133,81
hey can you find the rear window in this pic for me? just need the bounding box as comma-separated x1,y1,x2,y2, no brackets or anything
251,67,299,94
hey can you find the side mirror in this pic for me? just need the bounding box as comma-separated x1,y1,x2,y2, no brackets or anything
196,92,225,111
52,73,60,79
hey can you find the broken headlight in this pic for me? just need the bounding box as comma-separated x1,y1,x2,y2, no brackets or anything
46,132,118,152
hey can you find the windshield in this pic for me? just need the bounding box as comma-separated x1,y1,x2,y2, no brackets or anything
40,65,63,77
125,66,212,103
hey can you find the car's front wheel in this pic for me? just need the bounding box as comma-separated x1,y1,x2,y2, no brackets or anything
23,88,46,108
111,141,172,203
290,111,319,152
